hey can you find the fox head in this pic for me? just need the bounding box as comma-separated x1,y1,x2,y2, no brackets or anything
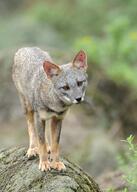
43,50,88,105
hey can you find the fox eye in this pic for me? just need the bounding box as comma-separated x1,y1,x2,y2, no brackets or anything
62,85,70,90
77,81,83,87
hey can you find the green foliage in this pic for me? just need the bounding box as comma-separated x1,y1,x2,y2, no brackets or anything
27,0,137,41
74,17,137,90
106,188,114,192
27,0,108,39
119,135,137,191
27,1,74,36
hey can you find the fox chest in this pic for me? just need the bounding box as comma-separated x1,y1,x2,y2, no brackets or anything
39,109,67,120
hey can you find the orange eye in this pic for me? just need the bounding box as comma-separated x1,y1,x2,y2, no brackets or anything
77,81,83,86
62,85,70,90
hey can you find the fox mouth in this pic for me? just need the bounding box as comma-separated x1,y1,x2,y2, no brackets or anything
62,96,84,105
63,97,82,105
59,95,85,105
60,96,72,106
73,100,79,104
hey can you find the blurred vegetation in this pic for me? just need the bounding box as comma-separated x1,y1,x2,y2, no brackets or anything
1,0,137,191
119,135,137,192
75,19,137,90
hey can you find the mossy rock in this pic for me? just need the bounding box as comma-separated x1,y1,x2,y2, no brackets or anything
0,147,102,192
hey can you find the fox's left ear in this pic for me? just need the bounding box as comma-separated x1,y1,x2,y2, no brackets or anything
72,50,87,70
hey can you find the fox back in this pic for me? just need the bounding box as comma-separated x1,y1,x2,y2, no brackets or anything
12,47,88,115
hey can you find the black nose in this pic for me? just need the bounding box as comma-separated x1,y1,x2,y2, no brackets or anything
76,97,82,102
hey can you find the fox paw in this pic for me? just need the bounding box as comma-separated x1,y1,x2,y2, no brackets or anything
27,147,38,158
51,161,66,171
39,160,50,171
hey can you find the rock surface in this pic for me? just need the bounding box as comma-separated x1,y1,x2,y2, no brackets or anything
0,147,102,192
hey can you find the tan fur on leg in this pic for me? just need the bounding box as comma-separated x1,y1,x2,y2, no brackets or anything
36,113,50,171
38,143,50,171
26,110,38,158
50,117,66,171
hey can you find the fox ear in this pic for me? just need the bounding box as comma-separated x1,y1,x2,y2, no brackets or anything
72,50,87,70
43,61,61,78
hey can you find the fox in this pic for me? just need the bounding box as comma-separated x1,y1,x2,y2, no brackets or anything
12,47,88,171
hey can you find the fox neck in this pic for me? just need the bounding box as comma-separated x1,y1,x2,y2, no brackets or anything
39,83,69,113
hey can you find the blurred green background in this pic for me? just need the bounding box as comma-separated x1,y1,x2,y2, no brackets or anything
1,0,137,191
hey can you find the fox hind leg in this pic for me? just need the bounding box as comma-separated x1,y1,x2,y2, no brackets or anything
19,94,38,158
26,109,38,158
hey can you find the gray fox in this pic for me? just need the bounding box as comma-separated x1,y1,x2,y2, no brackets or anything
12,47,88,171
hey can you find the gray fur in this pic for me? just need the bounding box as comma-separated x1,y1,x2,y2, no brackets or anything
12,47,88,116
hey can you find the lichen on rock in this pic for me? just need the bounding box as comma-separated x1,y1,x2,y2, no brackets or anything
0,147,102,192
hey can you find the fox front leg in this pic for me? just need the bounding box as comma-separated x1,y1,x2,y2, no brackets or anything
35,112,50,171
50,117,66,171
